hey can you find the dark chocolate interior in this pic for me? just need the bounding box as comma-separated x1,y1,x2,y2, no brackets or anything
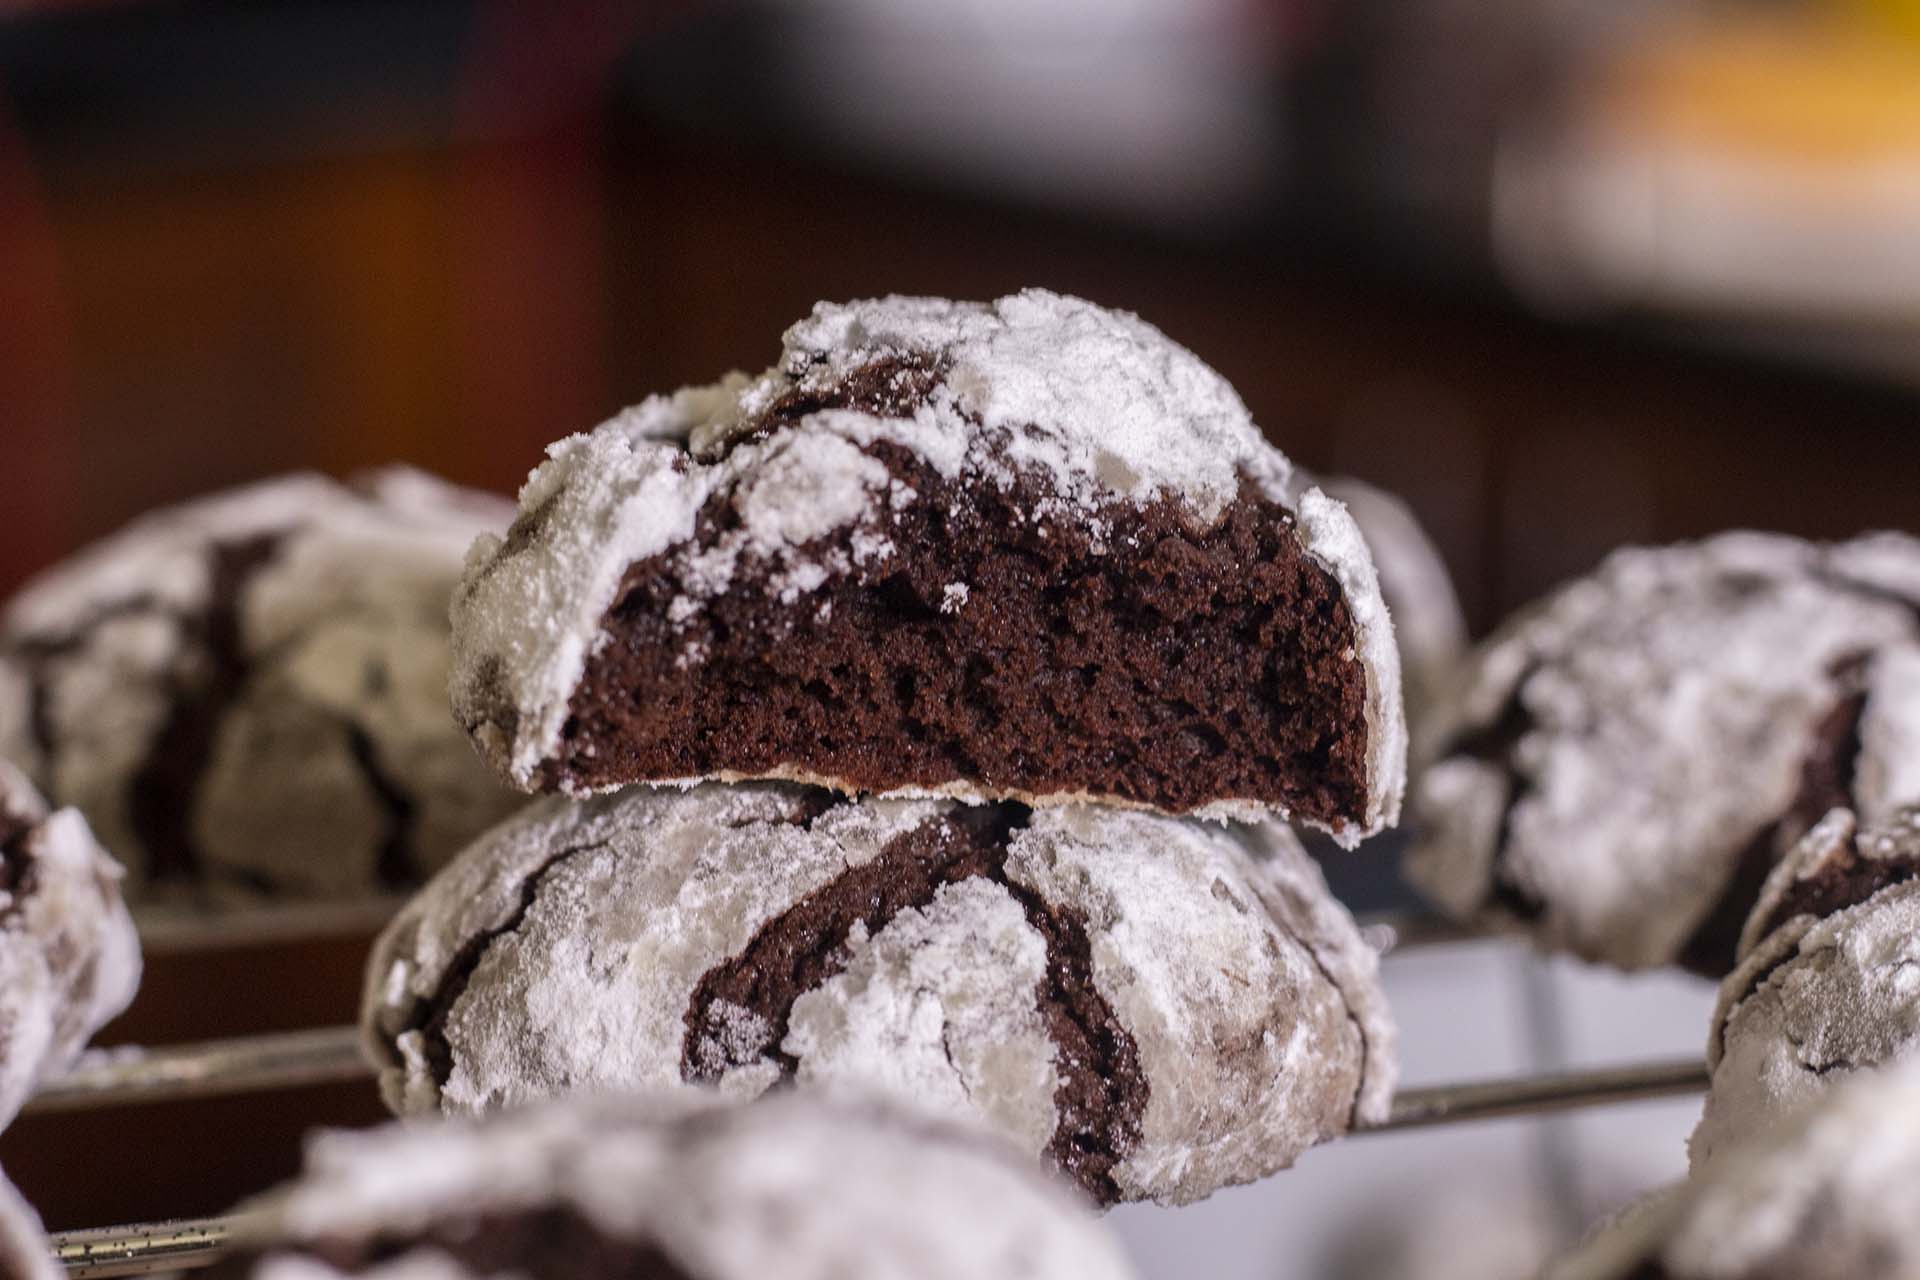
547,430,1371,826
680,802,1148,1204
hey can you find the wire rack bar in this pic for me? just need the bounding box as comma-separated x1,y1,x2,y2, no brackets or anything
27,1027,369,1116
52,1217,249,1279
126,902,1483,957
39,1049,1711,1274
43,1056,1708,1274
34,1027,1711,1123
1372,1058,1709,1133
133,899,408,955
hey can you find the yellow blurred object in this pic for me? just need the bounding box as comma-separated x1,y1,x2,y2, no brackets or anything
1609,12,1920,163
1849,0,1920,46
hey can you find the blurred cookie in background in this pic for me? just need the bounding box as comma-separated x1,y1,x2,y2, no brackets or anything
0,469,525,904
1407,533,1920,974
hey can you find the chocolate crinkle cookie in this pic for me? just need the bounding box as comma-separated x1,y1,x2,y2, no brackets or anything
0,1169,58,1280
0,759,140,1128
1690,805,1920,1169
0,469,527,901
1549,1055,1920,1280
361,782,1395,1207
449,290,1404,843
220,1092,1137,1280
1406,532,1920,974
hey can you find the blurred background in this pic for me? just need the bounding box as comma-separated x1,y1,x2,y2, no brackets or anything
1,0,1916,1275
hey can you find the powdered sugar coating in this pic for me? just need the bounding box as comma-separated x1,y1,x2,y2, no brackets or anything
0,1169,57,1280
448,291,1403,840
1691,807,1920,1169
361,782,1395,1206
0,470,525,900
1321,477,1467,749
1407,532,1920,970
235,1091,1136,1280
1555,1055,1920,1279
0,760,141,1129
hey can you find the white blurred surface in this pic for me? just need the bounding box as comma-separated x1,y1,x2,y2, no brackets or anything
1110,938,1716,1279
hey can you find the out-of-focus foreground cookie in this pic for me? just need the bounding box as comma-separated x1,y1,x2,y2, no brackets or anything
0,470,525,901
449,290,1405,844
220,1091,1137,1280
1550,1055,1920,1280
0,759,139,1128
361,782,1395,1207
1407,531,1920,974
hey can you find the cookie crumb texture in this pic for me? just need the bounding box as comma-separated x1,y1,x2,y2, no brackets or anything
450,291,1404,841
362,782,1395,1207
0,759,140,1128
1691,807,1920,1170
1408,532,1920,973
225,1092,1138,1280
0,470,526,901
1552,1056,1920,1280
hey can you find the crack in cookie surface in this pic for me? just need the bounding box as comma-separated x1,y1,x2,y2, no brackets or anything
125,532,287,883
1679,661,1869,976
411,840,611,1089
679,803,1149,1203
342,722,420,890
0,812,38,917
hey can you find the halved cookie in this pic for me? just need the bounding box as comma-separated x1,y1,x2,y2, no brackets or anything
450,291,1404,841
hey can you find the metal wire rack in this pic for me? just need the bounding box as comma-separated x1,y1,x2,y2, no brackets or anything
34,908,1712,1277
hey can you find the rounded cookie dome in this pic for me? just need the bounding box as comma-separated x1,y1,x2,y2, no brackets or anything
362,782,1395,1206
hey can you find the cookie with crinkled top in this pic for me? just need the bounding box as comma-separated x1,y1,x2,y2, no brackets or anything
0,469,525,901
1407,532,1920,973
360,781,1396,1207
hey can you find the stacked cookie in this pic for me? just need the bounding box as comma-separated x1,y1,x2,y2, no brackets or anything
364,290,1408,1206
